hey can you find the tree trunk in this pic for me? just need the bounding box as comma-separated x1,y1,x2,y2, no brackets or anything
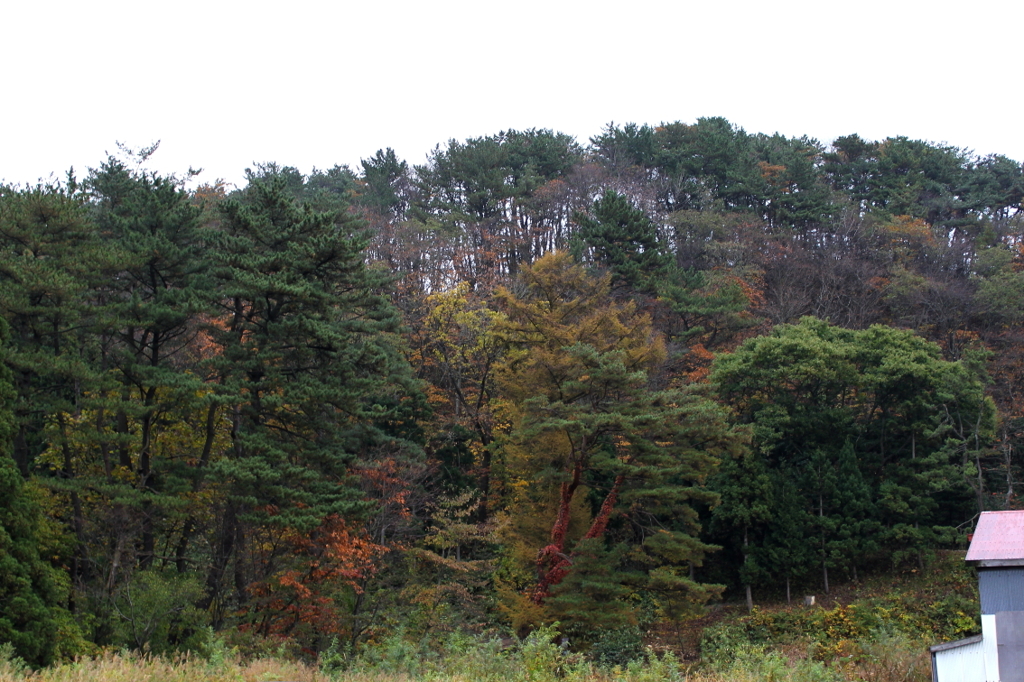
202,502,239,627
174,402,220,572
1004,427,1015,508
743,526,753,612
819,492,829,594
534,467,623,603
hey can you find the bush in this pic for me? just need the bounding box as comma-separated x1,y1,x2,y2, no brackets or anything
590,625,644,666
711,647,843,682
0,642,30,678
520,624,563,682
623,651,686,682
110,569,210,656
699,623,752,664
840,629,931,682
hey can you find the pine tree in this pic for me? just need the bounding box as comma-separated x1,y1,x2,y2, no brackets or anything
493,251,745,630
0,181,111,603
85,158,215,571
201,170,424,624
571,189,670,293
0,181,107,476
0,317,61,666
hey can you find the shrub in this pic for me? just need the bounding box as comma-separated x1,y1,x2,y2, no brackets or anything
589,625,644,666
110,569,210,656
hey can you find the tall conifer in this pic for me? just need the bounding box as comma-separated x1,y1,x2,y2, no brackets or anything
201,171,423,621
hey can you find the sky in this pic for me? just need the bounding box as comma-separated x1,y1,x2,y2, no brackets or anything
2,0,1021,190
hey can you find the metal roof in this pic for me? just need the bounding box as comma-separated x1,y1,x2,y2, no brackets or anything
966,511,1024,562
929,634,983,653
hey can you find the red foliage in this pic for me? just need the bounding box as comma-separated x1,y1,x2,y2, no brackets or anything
246,515,386,637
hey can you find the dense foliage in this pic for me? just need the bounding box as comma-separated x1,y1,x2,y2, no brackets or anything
1,119,1021,663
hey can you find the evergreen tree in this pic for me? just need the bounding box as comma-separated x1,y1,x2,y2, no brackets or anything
85,158,215,571
828,440,877,582
750,133,834,230
0,317,61,666
493,252,745,630
571,189,670,293
0,181,107,476
0,181,111,606
360,148,411,220
707,449,772,610
760,468,815,604
202,170,424,624
710,317,992,585
304,164,360,213
803,447,840,594
413,128,583,279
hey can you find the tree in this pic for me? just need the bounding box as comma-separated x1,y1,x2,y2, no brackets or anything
750,133,833,231
413,129,583,281
707,448,772,610
710,318,992,590
85,157,215,571
572,191,759,356
759,467,815,604
571,189,670,294
0,180,113,607
304,164,360,212
0,317,62,666
416,282,507,516
594,118,763,214
201,170,424,627
12,161,226,649
0,180,107,477
969,154,1024,225
359,148,411,220
493,252,745,630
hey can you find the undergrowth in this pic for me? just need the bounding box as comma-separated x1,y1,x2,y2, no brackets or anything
0,630,930,682
0,554,971,682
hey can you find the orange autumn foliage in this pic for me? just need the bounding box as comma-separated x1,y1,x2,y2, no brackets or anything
246,515,386,638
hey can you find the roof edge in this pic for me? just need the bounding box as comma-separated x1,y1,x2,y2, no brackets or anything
929,634,984,653
971,559,1024,568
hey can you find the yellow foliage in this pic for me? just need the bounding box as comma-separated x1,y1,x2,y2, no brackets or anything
493,251,665,407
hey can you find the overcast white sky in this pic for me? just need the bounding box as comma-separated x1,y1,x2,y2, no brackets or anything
2,0,1020,189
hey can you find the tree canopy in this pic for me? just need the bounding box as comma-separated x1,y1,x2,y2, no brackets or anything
2,118,1022,658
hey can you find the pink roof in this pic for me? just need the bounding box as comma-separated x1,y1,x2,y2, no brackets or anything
966,511,1024,561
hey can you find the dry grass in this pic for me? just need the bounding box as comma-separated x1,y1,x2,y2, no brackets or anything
0,649,931,682
0,650,328,682
0,627,930,682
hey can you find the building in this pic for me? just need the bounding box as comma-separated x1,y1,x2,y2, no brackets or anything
931,511,1024,682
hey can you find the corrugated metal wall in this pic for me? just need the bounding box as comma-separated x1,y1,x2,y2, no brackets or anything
933,637,986,682
997,610,1024,682
979,569,1024,614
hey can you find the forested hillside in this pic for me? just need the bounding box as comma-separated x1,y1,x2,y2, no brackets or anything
1,119,1022,665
